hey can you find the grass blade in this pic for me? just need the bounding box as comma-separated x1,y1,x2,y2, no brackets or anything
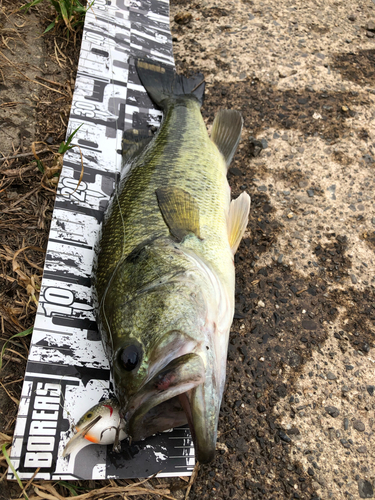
44,21,56,34
34,158,45,173
2,444,29,500
58,123,83,154
59,2,69,25
57,480,86,495
0,327,33,371
20,0,43,13
50,0,60,11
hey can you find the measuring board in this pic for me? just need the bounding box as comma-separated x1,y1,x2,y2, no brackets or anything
8,0,195,481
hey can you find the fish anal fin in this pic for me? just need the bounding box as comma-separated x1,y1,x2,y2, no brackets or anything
228,192,251,254
156,187,201,242
211,109,243,168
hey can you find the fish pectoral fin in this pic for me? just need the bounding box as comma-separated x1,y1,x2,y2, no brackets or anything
122,128,154,163
156,187,201,242
227,192,251,254
211,109,243,168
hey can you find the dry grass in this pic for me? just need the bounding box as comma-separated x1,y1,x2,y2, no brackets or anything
1,463,188,500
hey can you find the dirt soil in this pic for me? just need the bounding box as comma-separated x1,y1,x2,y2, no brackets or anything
1,0,375,499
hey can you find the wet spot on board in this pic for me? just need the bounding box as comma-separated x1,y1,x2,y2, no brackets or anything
332,49,375,86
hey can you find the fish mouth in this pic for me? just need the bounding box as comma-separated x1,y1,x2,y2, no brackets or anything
125,352,204,440
123,352,219,463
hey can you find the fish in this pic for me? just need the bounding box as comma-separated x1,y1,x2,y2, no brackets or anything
63,398,126,457
67,60,250,464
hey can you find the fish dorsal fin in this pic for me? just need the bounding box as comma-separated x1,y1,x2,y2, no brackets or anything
211,109,243,168
122,128,154,164
156,187,201,241
227,192,251,254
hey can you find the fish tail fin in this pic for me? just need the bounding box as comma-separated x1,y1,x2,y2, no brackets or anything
136,59,205,109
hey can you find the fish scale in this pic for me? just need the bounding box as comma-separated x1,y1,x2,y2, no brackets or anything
88,60,251,464
95,97,231,301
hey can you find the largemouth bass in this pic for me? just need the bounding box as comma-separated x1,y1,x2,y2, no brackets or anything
67,60,250,464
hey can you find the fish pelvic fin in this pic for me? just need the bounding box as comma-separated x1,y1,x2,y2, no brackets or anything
211,109,243,168
156,187,201,242
227,192,251,254
136,59,205,109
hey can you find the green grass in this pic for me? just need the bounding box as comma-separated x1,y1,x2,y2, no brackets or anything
58,124,83,154
2,444,29,500
21,0,92,35
0,327,33,370
0,327,33,371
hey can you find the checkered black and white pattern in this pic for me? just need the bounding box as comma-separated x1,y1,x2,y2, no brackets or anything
9,0,195,481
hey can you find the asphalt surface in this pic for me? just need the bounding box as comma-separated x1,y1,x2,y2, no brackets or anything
170,0,375,499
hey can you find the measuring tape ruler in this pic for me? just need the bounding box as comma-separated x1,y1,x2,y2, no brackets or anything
9,0,195,480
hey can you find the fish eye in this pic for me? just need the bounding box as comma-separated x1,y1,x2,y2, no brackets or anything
119,345,141,371
86,412,93,419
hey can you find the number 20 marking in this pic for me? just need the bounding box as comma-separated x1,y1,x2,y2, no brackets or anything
60,178,87,202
